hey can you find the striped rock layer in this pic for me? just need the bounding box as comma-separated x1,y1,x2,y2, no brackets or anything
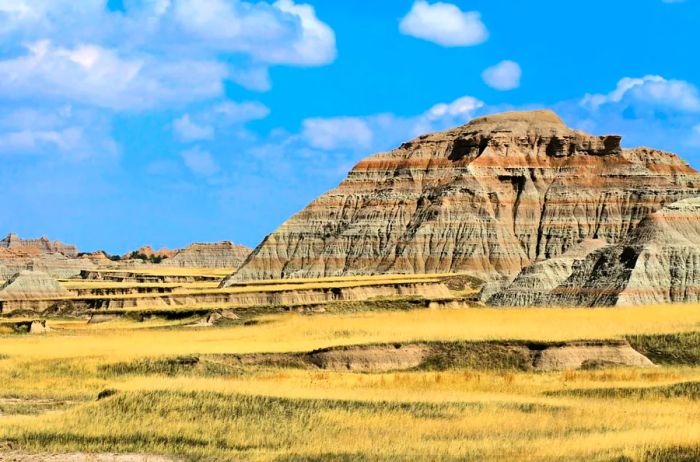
163,242,252,268
227,110,700,285
500,197,700,307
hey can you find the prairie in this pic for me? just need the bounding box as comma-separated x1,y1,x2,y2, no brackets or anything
0,290,699,460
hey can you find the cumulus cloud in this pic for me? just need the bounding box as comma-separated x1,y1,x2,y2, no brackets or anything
482,60,522,91
581,75,700,113
172,0,336,66
399,1,488,47
0,41,227,110
0,0,337,110
181,146,219,176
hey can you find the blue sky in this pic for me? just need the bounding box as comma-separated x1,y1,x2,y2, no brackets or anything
1,0,699,253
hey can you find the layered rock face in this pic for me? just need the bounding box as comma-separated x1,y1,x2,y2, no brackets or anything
489,239,608,306
617,197,700,305
163,242,251,268
0,270,70,300
0,233,93,279
0,233,79,257
491,197,700,306
0,248,97,279
229,110,700,285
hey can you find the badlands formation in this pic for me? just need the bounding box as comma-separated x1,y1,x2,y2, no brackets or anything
228,110,700,306
163,242,251,268
492,197,700,306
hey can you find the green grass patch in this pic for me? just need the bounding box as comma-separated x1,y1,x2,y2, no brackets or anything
418,341,538,372
0,390,564,459
626,332,700,365
548,381,700,400
643,445,700,462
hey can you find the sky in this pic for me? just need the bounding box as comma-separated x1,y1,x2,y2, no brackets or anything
1,0,699,254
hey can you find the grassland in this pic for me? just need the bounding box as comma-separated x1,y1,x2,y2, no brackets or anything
0,268,700,461
1,271,699,461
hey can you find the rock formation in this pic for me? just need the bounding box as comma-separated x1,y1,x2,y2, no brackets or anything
164,242,251,268
228,110,700,286
489,239,608,306
0,233,79,257
0,233,96,279
0,271,70,300
123,246,178,261
0,249,98,280
490,197,700,306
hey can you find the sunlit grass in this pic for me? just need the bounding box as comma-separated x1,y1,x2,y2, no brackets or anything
1,303,699,460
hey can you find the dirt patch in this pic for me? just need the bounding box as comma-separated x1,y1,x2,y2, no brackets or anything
532,341,653,371
308,344,428,372
101,340,656,376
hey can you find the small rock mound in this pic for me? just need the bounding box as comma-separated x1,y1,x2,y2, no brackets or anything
308,344,428,372
531,341,653,371
164,242,251,268
0,271,70,300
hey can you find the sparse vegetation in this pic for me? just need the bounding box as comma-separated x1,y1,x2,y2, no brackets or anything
626,331,700,365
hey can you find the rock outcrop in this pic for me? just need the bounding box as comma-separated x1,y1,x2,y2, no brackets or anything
0,233,79,257
489,239,608,306
164,242,251,268
0,249,97,279
490,197,700,306
228,110,700,285
123,246,178,260
0,271,70,300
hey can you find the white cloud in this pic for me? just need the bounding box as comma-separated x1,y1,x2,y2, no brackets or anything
581,75,700,112
302,117,373,150
173,114,214,142
173,100,270,142
0,0,337,111
209,101,271,124
0,41,227,110
181,146,219,176
399,1,488,47
297,95,484,156
0,106,117,160
482,60,522,91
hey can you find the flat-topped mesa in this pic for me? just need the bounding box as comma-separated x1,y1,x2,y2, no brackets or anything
228,110,700,285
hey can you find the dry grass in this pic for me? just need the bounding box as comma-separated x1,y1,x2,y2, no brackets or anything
2,305,700,361
0,303,699,460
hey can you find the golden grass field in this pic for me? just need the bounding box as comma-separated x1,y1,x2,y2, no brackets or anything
0,273,699,461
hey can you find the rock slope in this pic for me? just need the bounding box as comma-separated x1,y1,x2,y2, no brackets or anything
489,239,608,306
163,242,251,268
228,110,700,285
0,270,70,300
491,197,700,306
